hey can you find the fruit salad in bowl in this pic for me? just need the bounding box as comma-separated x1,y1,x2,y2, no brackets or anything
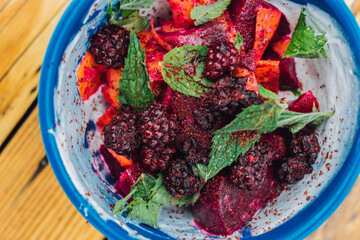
39,0,360,239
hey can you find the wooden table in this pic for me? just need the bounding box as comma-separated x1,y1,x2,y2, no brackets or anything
1,0,360,239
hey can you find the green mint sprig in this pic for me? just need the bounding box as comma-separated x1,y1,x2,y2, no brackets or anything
190,0,231,26
117,31,154,112
106,2,149,33
284,9,327,59
160,45,212,98
119,0,156,10
206,86,334,180
234,31,243,52
113,174,199,227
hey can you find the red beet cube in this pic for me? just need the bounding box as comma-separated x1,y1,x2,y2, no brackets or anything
288,90,320,113
279,58,302,91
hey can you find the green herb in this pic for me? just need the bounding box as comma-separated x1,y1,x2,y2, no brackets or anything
113,174,198,227
160,45,212,98
277,109,335,133
207,131,261,179
292,90,302,97
284,9,327,59
218,100,285,134
206,98,333,180
190,0,231,26
111,11,149,33
258,84,281,100
234,32,243,52
192,163,208,181
119,0,156,10
117,31,154,111
121,9,136,18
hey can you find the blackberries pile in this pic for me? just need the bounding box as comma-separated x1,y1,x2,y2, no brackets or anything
139,103,177,172
103,105,141,157
204,76,262,115
89,24,130,69
229,142,274,190
163,159,201,197
203,41,240,81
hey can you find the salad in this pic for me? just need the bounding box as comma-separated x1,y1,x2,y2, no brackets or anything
76,0,334,236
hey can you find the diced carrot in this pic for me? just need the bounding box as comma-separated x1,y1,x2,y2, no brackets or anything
168,0,197,28
235,67,259,93
212,10,237,43
101,86,120,107
107,148,134,168
106,68,122,90
77,67,103,101
150,15,172,52
137,30,152,49
76,52,106,81
254,7,282,61
160,20,183,33
255,60,280,93
271,36,291,57
96,105,118,133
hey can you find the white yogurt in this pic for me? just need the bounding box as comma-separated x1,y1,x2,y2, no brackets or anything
51,0,359,239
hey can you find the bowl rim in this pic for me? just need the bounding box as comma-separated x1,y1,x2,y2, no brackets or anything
38,0,360,239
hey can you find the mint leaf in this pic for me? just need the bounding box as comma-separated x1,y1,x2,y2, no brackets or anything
110,11,149,33
258,84,281,100
190,0,231,26
207,131,261,179
234,32,243,52
106,2,113,16
284,9,327,59
118,31,154,111
126,199,163,227
160,45,211,98
192,163,208,181
120,0,156,10
277,109,335,133
218,100,285,134
122,9,136,18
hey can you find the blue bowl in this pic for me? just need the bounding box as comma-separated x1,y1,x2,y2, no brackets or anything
39,0,360,239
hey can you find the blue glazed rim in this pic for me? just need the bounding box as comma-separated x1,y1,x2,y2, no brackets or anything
39,0,360,239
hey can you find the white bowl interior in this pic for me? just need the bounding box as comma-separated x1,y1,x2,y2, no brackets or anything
52,0,359,238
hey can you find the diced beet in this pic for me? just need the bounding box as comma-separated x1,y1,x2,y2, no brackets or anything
239,49,256,71
99,145,125,180
114,164,144,197
149,80,168,102
193,173,279,236
168,0,196,28
271,13,291,42
288,90,320,113
260,133,289,161
279,58,302,91
158,22,229,48
262,46,281,61
228,0,275,50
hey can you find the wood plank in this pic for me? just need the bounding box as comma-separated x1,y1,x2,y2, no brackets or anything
0,2,68,145
0,0,28,32
0,107,104,240
0,0,69,79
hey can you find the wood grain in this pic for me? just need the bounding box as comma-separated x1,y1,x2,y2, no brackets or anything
0,107,104,240
0,0,69,145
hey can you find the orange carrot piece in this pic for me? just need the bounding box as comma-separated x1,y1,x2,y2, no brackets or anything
107,148,134,168
271,36,291,56
150,15,172,52
168,0,197,28
254,7,282,60
255,60,280,93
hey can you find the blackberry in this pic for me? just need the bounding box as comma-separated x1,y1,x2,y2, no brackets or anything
203,41,240,81
276,156,313,184
103,105,141,157
290,131,320,165
139,103,177,172
204,76,262,115
163,159,201,197
179,130,213,165
89,24,130,69
230,142,274,190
